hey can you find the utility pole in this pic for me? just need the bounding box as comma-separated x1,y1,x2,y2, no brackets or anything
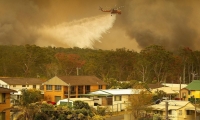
194,96,197,120
165,101,168,120
68,83,70,106
76,67,80,76
179,76,182,100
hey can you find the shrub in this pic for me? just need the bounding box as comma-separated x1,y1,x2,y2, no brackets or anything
73,100,90,110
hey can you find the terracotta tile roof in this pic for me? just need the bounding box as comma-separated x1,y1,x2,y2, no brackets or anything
57,76,107,85
0,77,43,85
0,87,17,93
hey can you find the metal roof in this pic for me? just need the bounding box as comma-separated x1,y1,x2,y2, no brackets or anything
150,100,191,111
186,80,200,90
151,87,178,94
82,89,143,96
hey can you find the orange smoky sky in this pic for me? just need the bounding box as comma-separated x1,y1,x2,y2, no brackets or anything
0,0,200,51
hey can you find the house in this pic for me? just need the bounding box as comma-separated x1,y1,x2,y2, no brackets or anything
180,80,200,102
151,83,187,100
42,76,107,103
0,87,16,120
81,89,143,112
0,77,44,101
151,87,179,100
149,100,200,120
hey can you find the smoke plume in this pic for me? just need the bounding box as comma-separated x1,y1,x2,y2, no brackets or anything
118,0,200,50
1,0,200,51
37,14,116,48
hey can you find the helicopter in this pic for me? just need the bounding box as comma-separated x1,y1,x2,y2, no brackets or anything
99,6,123,16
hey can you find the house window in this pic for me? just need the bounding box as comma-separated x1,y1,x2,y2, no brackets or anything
187,110,192,115
22,85,26,87
0,93,6,103
55,85,62,91
179,110,182,115
169,110,172,115
114,95,122,101
99,85,102,89
107,96,113,105
85,85,90,93
33,85,36,89
0,112,5,120
2,85,7,88
46,85,52,90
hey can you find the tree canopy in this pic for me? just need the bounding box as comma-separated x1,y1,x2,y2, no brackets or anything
0,44,199,83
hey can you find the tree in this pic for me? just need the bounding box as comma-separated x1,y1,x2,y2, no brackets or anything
128,84,153,120
141,45,173,83
55,53,85,75
15,89,42,120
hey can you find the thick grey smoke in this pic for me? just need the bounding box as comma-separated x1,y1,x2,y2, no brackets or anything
119,0,200,50
0,0,200,51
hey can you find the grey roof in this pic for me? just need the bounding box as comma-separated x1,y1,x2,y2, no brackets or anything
0,77,44,85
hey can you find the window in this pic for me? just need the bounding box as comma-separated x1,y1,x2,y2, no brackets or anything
99,85,102,89
107,97,113,105
169,110,172,115
55,85,62,90
85,85,90,90
22,85,26,87
33,85,36,89
46,85,52,90
179,110,182,115
85,85,90,93
70,86,76,94
187,110,192,115
0,93,6,103
2,85,7,88
114,95,122,101
0,112,5,120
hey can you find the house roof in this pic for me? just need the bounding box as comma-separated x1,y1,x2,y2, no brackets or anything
57,76,106,85
0,87,17,93
151,87,178,94
162,83,187,88
0,77,44,85
150,100,191,111
82,89,142,96
186,80,200,90
147,84,165,89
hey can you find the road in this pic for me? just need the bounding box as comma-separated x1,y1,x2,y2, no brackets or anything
105,114,124,120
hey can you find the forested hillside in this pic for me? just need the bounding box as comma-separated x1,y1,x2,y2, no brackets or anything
0,44,199,84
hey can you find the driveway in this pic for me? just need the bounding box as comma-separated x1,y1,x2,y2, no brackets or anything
105,114,124,120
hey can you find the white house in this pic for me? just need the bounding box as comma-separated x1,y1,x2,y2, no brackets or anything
82,89,143,112
0,77,44,101
150,100,200,120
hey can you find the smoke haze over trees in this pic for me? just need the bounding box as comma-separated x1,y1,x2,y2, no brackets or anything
0,44,200,84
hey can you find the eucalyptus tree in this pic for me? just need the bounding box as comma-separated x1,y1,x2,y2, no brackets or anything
177,47,193,83
140,45,174,83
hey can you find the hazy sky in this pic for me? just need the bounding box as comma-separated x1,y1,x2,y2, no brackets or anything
1,0,200,51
